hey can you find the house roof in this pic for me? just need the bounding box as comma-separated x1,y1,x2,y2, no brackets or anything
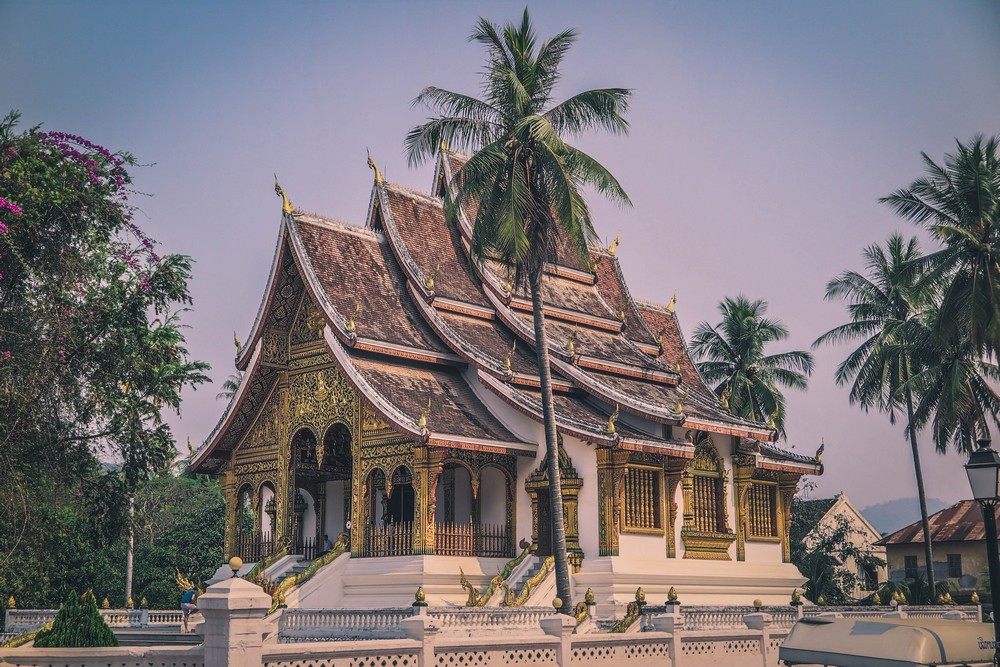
877,499,998,545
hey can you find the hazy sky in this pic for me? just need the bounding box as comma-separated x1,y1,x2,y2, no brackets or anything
3,1,998,509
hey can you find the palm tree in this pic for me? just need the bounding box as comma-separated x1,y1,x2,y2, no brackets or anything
880,136,1000,358
813,234,939,596
691,295,813,438
405,9,631,613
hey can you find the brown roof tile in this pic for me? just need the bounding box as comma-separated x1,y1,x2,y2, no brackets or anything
383,185,489,308
879,500,996,545
522,314,660,371
349,352,520,442
637,302,715,398
593,254,658,346
293,216,449,354
438,311,538,376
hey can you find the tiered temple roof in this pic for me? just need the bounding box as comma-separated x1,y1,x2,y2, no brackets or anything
193,150,818,476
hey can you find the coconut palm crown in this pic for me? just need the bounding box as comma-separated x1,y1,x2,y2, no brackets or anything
405,9,632,614
813,234,939,596
691,295,813,439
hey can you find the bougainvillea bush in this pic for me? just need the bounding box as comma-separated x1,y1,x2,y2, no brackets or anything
0,111,209,607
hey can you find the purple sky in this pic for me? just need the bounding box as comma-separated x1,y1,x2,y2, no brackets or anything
3,1,998,509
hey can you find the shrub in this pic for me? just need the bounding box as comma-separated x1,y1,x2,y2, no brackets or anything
33,590,118,647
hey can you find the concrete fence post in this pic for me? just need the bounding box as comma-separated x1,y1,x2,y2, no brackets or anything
743,612,772,667
199,576,272,667
400,615,438,667
540,614,576,667
651,612,683,667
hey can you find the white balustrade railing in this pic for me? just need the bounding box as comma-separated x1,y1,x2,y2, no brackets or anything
4,608,181,633
278,608,413,642
277,606,557,642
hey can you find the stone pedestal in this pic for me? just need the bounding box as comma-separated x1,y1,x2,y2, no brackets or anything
199,576,272,667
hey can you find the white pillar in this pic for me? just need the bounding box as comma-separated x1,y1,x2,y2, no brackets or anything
199,576,272,667
400,615,438,667
652,612,683,667
540,615,575,667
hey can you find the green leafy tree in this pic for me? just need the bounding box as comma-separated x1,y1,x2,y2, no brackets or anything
405,10,631,613
691,296,813,437
881,136,1000,358
0,112,209,603
814,234,940,596
33,590,118,648
790,501,885,604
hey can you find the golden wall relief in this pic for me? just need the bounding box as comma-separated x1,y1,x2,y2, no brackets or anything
680,431,736,561
526,443,584,571
291,297,326,347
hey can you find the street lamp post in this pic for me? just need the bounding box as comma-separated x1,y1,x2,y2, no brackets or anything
965,437,1000,667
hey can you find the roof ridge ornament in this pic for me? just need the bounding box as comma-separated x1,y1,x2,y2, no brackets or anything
425,263,441,292
768,411,777,431
367,149,384,184
654,326,668,347
606,403,619,435
815,439,824,463
720,386,731,411
565,327,578,355
502,340,516,375
417,398,432,431
667,293,677,314
608,232,621,256
274,175,296,215
674,389,688,415
345,303,360,336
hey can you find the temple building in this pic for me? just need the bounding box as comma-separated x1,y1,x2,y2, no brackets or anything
191,149,822,608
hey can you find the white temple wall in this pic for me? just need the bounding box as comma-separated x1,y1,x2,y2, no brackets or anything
479,466,507,526
564,433,598,559
619,532,666,557
299,488,317,542
744,540,783,562
259,485,275,538
324,480,347,538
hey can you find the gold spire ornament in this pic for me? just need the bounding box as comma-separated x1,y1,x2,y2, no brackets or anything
674,390,688,414
720,387,731,411
566,327,578,355
666,293,677,313
417,398,432,430
502,340,516,373
672,359,681,374
345,304,360,335
667,586,679,603
367,149,384,184
608,232,621,256
768,412,777,431
425,263,440,292
440,138,448,153
654,326,667,346
815,439,825,463
606,404,619,435
274,175,295,215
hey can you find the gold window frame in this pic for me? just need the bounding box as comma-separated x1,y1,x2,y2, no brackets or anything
745,480,781,543
621,463,665,535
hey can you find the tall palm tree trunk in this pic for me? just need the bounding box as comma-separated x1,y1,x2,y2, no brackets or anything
903,363,936,598
530,271,572,614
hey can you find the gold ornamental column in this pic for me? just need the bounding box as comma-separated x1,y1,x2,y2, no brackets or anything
411,445,440,555
664,458,686,558
221,466,237,558
778,472,799,563
597,447,629,556
732,454,756,562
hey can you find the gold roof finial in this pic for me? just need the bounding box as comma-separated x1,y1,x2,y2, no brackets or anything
606,404,619,435
654,326,667,346
674,389,688,414
666,293,677,313
672,359,682,374
417,398,432,431
815,439,825,463
345,303,360,335
274,175,295,215
367,149,384,184
186,437,194,457
768,411,778,431
566,327,578,355
720,386,731,411
425,263,440,292
440,138,448,153
502,340,516,373
608,232,621,256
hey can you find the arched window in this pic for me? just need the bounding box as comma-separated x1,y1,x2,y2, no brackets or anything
681,431,736,559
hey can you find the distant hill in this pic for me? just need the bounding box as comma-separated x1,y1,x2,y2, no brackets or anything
861,497,950,536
